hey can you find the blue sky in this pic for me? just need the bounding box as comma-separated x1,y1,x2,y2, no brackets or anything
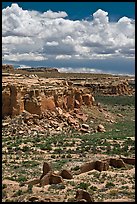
2,2,135,75
2,2,135,21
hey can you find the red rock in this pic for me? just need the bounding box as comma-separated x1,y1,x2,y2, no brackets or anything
75,100,81,109
40,171,52,186
40,162,52,179
66,95,75,110
41,97,56,111
49,173,63,184
60,169,73,179
75,190,94,202
24,97,42,115
120,156,135,165
109,158,126,168
80,162,96,173
95,160,109,172
2,87,11,117
82,94,92,106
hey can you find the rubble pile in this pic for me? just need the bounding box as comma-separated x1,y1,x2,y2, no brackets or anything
2,73,97,135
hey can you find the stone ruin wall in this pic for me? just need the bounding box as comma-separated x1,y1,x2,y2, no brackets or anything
2,83,95,118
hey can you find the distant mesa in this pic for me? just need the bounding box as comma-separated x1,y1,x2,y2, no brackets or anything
17,66,59,73
2,64,59,73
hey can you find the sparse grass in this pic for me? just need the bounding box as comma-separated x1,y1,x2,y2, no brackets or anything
13,189,24,197
94,95,135,106
52,159,69,170
76,182,90,190
2,93,135,202
105,182,115,189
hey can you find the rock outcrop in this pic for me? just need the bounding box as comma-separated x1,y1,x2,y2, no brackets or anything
2,64,14,73
2,74,94,118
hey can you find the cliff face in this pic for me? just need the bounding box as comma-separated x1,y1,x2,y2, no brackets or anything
2,71,134,119
2,74,94,118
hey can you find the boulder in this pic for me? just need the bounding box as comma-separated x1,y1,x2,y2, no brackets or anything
40,162,52,179
80,162,96,173
120,156,135,165
97,124,106,132
49,173,63,184
80,128,90,133
60,169,73,179
75,190,94,202
109,158,126,168
67,116,78,126
95,160,109,172
40,171,52,186
75,113,88,122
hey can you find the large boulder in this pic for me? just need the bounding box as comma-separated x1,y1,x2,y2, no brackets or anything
40,162,52,179
59,169,73,179
80,162,96,173
75,190,94,202
95,160,109,172
109,158,126,168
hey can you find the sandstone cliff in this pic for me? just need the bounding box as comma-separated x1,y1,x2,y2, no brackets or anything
2,74,94,118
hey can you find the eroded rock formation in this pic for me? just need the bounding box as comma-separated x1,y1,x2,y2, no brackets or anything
2,74,95,118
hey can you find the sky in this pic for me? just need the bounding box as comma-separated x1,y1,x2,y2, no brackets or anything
2,2,135,75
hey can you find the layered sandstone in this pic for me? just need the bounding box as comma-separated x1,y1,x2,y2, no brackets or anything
2,74,94,118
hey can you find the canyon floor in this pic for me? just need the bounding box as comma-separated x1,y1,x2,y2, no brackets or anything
2,70,135,202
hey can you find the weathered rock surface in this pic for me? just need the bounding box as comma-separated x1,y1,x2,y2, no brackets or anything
59,169,73,179
75,190,94,202
40,171,63,186
95,160,109,172
40,171,52,186
80,162,96,173
2,74,94,118
109,158,126,168
50,173,63,184
120,156,135,165
40,162,52,179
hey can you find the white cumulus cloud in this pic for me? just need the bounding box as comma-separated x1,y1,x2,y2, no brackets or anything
2,3,135,72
